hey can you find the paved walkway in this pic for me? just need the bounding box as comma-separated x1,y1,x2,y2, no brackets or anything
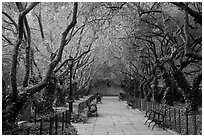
73,96,177,135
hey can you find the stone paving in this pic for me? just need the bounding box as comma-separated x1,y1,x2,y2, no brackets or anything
73,96,178,135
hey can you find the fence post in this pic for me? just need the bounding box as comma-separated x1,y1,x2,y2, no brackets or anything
151,101,154,110
40,118,43,135
164,105,167,124
157,104,161,120
78,103,83,114
55,114,58,135
26,128,30,135
68,110,71,125
135,98,137,109
148,101,151,110
174,108,177,130
62,112,64,132
178,109,181,134
65,110,68,127
147,101,149,110
53,109,55,117
49,116,53,135
134,98,137,109
34,109,37,124
140,99,143,111
193,114,197,135
139,98,141,110
153,102,155,111
185,110,188,135
136,98,138,109
169,107,172,129
78,103,80,114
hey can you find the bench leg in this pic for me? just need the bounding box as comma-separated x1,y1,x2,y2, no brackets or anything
162,123,165,129
144,119,149,125
152,122,164,130
148,120,154,127
152,123,157,130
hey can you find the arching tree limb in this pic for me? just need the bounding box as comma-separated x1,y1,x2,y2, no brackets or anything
171,2,202,25
43,2,78,83
183,9,202,60
2,11,18,31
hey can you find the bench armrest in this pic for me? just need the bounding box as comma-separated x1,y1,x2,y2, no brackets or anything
145,109,154,117
152,111,165,117
147,109,166,119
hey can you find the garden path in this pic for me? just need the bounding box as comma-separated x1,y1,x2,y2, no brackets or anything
73,96,178,135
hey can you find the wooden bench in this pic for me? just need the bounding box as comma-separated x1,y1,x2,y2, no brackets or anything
144,106,167,129
96,95,102,104
88,103,98,117
126,100,135,109
144,105,163,117
119,93,124,101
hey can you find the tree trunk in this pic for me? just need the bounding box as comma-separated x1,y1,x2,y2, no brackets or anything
187,73,202,112
10,2,39,104
22,17,31,87
159,65,174,106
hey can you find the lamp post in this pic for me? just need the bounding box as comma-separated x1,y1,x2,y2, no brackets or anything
67,56,74,124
